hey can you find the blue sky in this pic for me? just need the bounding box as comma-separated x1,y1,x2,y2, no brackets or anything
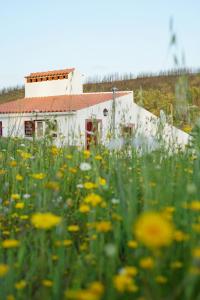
0,0,199,88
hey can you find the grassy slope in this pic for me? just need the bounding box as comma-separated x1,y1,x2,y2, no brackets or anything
1,73,200,128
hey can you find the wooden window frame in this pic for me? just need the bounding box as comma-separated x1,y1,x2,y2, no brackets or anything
24,121,35,137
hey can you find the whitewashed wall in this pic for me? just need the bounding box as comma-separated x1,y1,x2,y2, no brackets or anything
128,102,190,148
25,69,83,98
0,91,190,149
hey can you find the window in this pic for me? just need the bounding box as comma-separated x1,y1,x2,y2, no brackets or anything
0,121,2,137
121,124,135,138
36,121,44,138
24,121,35,137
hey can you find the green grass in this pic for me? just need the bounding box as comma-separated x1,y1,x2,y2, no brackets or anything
0,136,200,299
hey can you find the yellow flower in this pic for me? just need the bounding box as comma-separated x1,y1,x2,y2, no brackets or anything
9,161,17,167
2,239,20,248
83,150,90,158
31,213,61,230
15,280,26,290
7,295,15,300
32,173,46,180
95,155,102,161
11,194,20,201
84,193,102,207
155,275,168,284
15,202,24,209
51,146,60,156
20,152,32,159
192,247,200,258
188,201,200,211
45,181,60,191
63,239,73,246
79,204,91,213
16,174,23,181
170,261,183,269
139,257,154,269
0,169,6,175
121,266,138,277
113,274,138,293
67,225,80,232
134,212,174,248
98,177,106,186
96,221,112,233
0,264,9,277
84,182,96,190
89,281,104,296
127,240,138,249
42,279,53,287
173,230,189,242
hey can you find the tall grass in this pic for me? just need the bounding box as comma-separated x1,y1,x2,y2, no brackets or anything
0,136,200,300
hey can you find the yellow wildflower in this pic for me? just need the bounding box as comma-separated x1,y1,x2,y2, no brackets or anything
0,264,9,277
79,204,91,213
98,177,106,186
84,182,96,190
7,295,15,300
15,202,24,209
15,280,27,290
127,240,138,249
9,161,17,167
20,152,32,159
84,193,102,207
139,257,154,269
155,275,168,284
134,211,174,248
188,201,200,211
16,174,23,181
11,194,20,201
95,155,102,161
170,261,183,269
2,239,20,248
174,230,189,242
45,181,60,191
192,247,200,258
0,169,6,175
96,221,112,233
31,213,61,230
42,279,53,287
32,173,46,180
113,274,138,293
83,150,90,158
68,225,80,232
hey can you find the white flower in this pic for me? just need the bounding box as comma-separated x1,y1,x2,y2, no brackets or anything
104,244,116,257
111,198,120,205
80,162,91,171
76,184,84,188
23,194,31,199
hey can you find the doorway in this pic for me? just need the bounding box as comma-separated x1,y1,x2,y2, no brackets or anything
85,119,102,149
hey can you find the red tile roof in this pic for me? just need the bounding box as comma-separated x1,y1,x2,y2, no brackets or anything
25,68,75,78
0,92,130,114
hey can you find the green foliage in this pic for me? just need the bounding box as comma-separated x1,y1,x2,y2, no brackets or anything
0,138,200,299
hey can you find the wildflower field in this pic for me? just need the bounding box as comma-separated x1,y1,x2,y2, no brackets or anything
1,138,200,300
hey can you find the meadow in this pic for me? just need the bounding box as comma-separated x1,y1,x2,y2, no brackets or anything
0,136,200,300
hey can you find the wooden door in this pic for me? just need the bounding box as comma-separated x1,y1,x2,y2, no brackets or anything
85,119,102,149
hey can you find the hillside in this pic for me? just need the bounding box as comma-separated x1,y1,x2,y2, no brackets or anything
1,72,200,130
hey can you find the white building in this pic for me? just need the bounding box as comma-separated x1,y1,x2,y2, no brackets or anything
0,68,190,149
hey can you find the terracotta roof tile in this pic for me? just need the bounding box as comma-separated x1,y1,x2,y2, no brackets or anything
25,68,75,78
0,92,130,114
